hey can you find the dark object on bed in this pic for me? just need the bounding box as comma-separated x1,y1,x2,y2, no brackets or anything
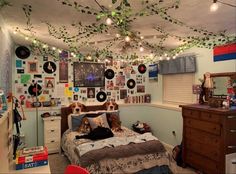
76,126,114,140
132,121,151,134
136,165,173,174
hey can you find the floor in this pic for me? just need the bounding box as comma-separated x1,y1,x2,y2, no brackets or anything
48,152,197,174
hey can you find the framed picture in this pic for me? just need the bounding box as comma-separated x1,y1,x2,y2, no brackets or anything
87,88,95,98
59,61,68,83
149,64,158,80
27,61,38,73
44,77,55,89
137,85,145,93
116,75,125,87
120,89,127,99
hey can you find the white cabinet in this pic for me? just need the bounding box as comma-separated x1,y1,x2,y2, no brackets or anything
43,116,61,154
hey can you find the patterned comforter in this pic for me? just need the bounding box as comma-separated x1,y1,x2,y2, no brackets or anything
61,127,170,174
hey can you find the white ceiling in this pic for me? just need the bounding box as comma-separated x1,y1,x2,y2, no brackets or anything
1,0,236,56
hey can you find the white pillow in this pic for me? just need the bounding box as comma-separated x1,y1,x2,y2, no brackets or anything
68,114,80,130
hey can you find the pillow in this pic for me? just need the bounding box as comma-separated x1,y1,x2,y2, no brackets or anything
71,114,86,131
107,112,122,131
87,113,110,130
106,111,120,127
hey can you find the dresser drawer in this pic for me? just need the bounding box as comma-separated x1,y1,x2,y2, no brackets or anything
200,112,221,123
44,119,60,128
45,141,60,152
185,127,220,148
183,109,200,119
185,150,220,174
185,118,221,135
44,129,60,140
185,139,220,161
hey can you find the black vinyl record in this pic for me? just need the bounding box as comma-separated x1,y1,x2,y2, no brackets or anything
96,91,107,102
127,79,136,89
138,64,147,74
43,61,57,74
15,46,30,59
104,69,115,79
28,84,42,96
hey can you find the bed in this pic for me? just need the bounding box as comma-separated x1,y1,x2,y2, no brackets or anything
60,105,172,174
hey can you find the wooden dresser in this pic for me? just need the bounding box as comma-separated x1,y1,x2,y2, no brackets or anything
180,104,236,174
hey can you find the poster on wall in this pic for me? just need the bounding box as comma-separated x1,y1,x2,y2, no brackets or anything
59,61,68,83
87,88,95,98
45,77,55,88
120,89,127,99
73,62,105,87
149,64,158,80
116,75,125,87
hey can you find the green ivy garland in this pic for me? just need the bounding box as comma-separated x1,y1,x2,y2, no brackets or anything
0,0,11,10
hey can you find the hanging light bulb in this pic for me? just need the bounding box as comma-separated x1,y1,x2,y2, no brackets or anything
139,46,144,52
106,17,113,25
115,33,120,38
125,36,131,42
210,0,219,12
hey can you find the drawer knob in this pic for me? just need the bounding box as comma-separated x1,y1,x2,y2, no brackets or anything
228,116,236,119
228,146,236,149
51,130,55,132
230,130,236,133
50,120,55,121
51,140,55,143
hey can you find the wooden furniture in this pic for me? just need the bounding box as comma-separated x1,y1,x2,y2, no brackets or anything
181,104,236,174
43,116,61,154
10,162,51,174
0,106,13,173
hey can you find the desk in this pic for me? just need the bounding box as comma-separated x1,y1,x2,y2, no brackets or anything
10,161,51,174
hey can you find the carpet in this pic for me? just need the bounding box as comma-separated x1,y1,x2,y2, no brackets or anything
48,154,70,174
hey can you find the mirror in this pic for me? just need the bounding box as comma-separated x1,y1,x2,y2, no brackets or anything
210,72,236,99
212,76,231,98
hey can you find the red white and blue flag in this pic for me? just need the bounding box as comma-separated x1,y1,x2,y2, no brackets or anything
213,43,236,62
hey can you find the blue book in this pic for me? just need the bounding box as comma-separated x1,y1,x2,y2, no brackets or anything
16,160,48,170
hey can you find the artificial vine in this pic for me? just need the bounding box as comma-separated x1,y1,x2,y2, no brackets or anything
0,0,11,10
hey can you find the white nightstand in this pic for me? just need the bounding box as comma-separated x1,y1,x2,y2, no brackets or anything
43,116,61,154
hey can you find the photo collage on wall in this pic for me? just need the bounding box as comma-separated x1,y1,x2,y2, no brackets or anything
14,46,151,107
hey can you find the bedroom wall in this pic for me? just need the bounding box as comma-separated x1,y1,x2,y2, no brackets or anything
0,15,13,95
120,47,236,146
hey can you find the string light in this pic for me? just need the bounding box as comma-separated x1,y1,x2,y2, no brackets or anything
52,47,56,50
115,33,120,38
139,46,144,52
25,37,29,40
106,17,113,25
33,40,37,44
13,31,17,34
125,36,131,42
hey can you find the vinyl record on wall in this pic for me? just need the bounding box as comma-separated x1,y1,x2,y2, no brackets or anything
28,83,42,96
15,46,30,59
127,79,136,89
43,61,57,74
138,64,147,74
104,69,115,79
96,91,107,102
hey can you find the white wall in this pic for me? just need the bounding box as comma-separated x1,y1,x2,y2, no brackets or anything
121,47,236,146
0,15,13,94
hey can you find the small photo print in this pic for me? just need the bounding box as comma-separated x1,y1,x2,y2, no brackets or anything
116,75,125,87
106,80,114,90
73,94,78,101
137,85,145,93
120,89,127,99
45,77,55,88
27,61,38,73
87,88,95,98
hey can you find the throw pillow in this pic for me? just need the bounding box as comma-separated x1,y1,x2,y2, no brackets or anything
71,114,86,131
87,113,110,130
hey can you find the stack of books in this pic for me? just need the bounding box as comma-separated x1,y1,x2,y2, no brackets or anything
15,146,48,170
